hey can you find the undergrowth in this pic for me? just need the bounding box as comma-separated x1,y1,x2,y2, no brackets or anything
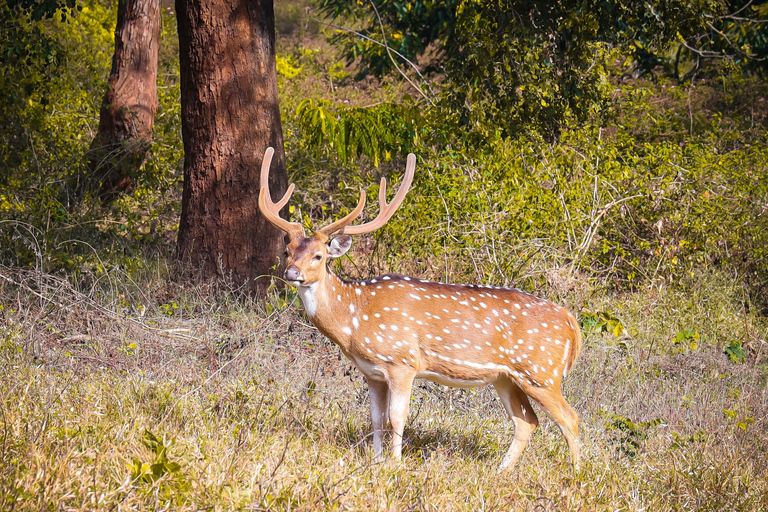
1,265,766,510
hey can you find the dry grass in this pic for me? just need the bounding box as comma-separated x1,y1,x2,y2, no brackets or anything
1,265,767,511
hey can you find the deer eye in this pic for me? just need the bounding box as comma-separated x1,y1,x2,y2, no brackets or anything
313,253,323,261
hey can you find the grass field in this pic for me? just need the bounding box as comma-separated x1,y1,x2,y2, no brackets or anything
1,265,766,511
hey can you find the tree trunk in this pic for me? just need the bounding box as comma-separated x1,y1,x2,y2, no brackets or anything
174,0,288,295
90,0,161,199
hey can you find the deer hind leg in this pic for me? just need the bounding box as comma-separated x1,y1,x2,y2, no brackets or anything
525,385,581,471
387,369,415,461
367,377,390,461
494,375,539,471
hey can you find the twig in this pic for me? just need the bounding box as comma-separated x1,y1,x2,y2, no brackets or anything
369,0,435,105
0,271,66,308
315,2,435,105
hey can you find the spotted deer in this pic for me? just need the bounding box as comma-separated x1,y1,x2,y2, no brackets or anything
258,147,582,471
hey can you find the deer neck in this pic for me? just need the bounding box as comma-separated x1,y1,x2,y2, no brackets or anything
296,270,361,352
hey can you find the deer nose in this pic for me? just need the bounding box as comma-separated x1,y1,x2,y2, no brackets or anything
284,265,303,282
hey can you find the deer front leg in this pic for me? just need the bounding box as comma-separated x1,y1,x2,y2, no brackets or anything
388,370,415,461
367,377,390,461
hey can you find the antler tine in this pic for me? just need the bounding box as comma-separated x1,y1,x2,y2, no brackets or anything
317,190,366,236
337,153,416,236
257,147,304,234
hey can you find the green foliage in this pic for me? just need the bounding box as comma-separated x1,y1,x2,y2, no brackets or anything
276,53,302,79
670,430,707,449
130,429,183,484
318,0,712,137
581,310,626,337
673,329,701,352
306,112,768,308
724,340,746,364
664,2,768,79
0,0,113,206
0,0,766,327
0,0,80,110
0,0,183,272
276,22,768,305
722,407,756,431
604,413,664,458
294,98,420,165
159,301,179,317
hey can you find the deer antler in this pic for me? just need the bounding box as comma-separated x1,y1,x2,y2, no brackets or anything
316,190,367,236
319,153,416,237
258,147,304,235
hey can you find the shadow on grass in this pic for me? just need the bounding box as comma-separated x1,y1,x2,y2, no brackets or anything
331,420,501,463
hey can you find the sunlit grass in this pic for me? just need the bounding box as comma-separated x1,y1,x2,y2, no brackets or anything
1,267,766,510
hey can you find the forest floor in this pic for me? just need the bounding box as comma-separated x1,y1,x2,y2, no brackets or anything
1,264,766,510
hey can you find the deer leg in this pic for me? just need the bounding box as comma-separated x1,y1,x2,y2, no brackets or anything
367,377,390,461
494,375,539,471
526,386,581,471
387,370,415,461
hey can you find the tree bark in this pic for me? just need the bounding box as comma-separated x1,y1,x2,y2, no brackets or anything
175,0,288,295
90,0,161,199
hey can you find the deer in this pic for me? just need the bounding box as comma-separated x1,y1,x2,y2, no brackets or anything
258,147,582,471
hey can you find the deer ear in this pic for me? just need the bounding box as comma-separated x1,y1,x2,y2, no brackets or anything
327,235,352,258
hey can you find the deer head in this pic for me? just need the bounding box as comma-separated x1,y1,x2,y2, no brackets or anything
258,147,415,288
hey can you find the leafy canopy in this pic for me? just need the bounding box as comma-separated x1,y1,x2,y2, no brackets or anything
318,0,715,137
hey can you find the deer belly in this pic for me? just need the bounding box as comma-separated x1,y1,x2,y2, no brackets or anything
415,370,499,388
348,354,387,380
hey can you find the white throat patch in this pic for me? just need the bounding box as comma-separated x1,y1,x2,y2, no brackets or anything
297,282,319,317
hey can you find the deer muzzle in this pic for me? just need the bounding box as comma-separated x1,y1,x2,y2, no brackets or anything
284,265,303,283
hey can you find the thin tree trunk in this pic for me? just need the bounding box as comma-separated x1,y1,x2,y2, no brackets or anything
90,0,161,199
175,0,288,295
